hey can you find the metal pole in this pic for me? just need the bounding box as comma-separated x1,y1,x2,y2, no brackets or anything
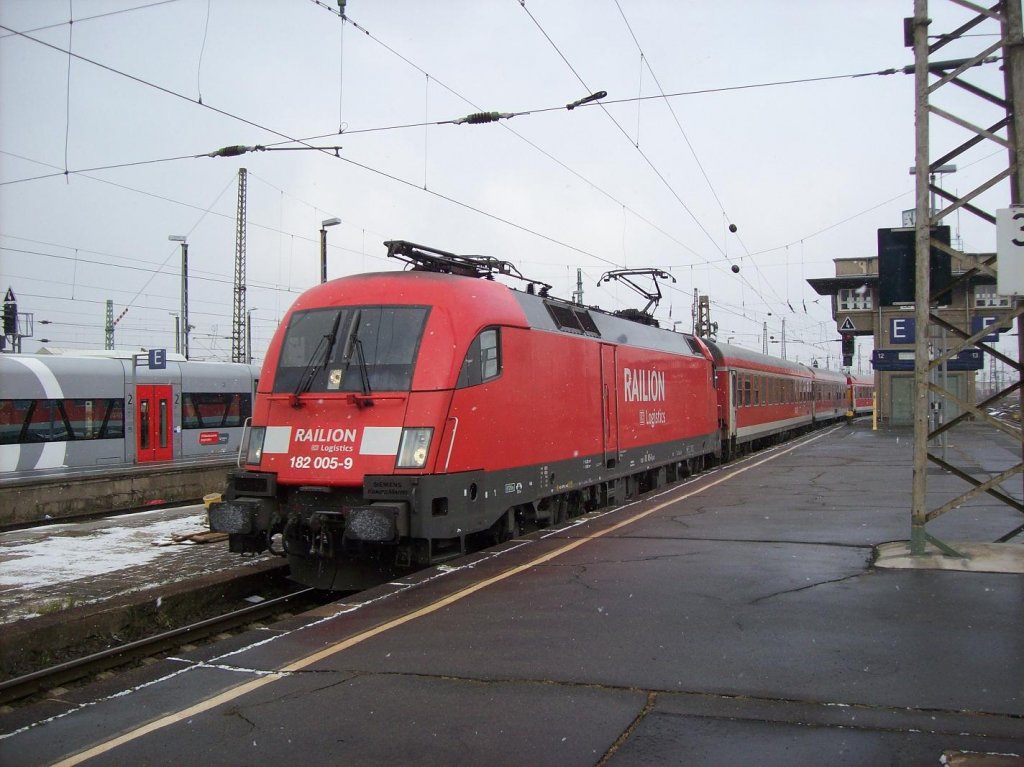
320,228,328,284
246,311,253,364
910,0,930,555
1002,0,1024,505
105,299,114,350
174,315,180,355
180,242,190,360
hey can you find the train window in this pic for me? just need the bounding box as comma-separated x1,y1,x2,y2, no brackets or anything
545,302,602,337
574,310,600,335
0,398,125,444
457,328,502,388
742,377,752,407
139,399,150,450
159,400,169,449
182,393,252,429
275,305,429,393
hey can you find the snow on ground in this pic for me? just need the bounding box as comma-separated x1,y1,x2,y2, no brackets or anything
0,507,209,591
0,506,256,623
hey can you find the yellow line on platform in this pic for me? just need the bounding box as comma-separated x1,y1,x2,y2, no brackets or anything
54,426,839,766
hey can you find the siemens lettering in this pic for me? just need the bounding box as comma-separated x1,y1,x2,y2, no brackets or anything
623,368,666,402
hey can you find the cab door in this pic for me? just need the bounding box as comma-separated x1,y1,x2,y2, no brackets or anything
600,344,619,468
137,384,173,462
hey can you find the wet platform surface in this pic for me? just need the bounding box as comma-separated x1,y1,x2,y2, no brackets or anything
1,421,1021,766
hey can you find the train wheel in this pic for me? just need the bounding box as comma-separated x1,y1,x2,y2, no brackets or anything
496,508,521,542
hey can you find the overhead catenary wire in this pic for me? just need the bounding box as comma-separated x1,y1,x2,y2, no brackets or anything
612,0,729,216
300,0,933,275
0,15,944,292
607,0,791,314
0,23,623,271
0,22,341,165
0,0,181,40
4,4,937,356
517,0,729,265
516,1,798,327
0,154,386,276
513,2,838,334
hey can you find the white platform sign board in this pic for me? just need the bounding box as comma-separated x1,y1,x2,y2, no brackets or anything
996,206,1024,296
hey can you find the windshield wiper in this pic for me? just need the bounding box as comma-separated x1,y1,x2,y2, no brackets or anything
353,338,373,397
342,310,373,404
291,311,343,405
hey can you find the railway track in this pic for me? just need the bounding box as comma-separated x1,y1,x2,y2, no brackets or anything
0,586,332,707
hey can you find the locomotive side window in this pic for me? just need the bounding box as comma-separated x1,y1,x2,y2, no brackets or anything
457,328,502,388
275,305,429,393
545,302,601,337
0,398,125,444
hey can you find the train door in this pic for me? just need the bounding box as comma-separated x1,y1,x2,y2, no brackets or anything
136,384,173,462
600,344,619,468
727,369,738,439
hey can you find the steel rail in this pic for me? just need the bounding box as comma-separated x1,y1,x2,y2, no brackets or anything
0,586,320,706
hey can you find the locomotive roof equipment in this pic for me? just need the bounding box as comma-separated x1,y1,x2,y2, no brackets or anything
385,240,552,296
598,268,677,325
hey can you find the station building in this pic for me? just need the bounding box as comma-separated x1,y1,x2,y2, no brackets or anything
807,244,1000,425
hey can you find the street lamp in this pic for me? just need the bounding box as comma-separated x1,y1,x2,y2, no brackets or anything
168,235,189,359
320,217,341,284
246,307,258,364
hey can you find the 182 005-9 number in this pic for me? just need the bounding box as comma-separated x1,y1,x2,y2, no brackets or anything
289,455,353,470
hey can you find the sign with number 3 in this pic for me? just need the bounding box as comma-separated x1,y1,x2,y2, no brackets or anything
997,206,1024,296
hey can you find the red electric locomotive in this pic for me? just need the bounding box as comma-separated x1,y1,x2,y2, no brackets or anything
211,242,721,589
211,241,867,590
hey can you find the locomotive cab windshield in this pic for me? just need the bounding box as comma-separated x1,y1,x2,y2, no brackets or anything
275,305,430,395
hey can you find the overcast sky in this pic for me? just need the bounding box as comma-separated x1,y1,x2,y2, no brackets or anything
0,1,1013,369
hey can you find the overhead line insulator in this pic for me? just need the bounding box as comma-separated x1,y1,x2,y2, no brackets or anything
452,112,516,125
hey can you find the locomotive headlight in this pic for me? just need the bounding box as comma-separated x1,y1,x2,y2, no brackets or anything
245,426,266,466
396,427,433,469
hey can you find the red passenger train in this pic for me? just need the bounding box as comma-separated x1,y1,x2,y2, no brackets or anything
848,373,875,418
211,242,871,589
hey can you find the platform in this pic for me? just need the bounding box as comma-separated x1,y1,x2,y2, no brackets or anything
1,420,1021,766
0,458,235,528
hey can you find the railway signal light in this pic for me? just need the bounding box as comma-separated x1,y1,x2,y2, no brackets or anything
841,333,854,367
3,301,16,336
